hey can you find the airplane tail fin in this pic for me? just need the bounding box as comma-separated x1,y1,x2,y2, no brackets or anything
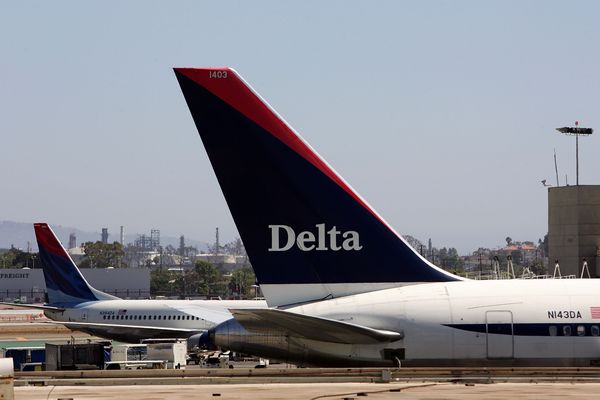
34,223,118,304
174,67,461,307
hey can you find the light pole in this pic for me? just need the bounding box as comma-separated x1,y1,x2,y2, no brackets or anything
556,123,594,186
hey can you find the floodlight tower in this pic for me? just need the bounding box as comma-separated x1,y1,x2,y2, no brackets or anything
556,122,593,185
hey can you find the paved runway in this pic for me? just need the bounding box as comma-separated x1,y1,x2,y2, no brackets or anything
5,319,600,399
14,382,600,400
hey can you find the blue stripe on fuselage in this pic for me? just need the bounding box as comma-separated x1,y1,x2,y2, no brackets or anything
445,323,600,337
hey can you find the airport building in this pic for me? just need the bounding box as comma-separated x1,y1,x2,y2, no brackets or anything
548,185,600,277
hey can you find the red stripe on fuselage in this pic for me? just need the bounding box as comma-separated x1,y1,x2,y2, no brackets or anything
34,223,69,259
175,67,386,227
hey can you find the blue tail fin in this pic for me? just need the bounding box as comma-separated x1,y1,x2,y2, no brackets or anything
174,68,461,306
34,223,118,305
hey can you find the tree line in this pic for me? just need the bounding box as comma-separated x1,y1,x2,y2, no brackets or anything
150,260,258,299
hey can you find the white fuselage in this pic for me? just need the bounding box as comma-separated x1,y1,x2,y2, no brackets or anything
217,279,600,367
45,299,267,343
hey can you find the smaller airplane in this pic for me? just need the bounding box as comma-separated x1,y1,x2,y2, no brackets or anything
1,223,266,345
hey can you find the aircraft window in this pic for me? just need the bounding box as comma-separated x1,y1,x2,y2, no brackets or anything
103,315,106,320
168,316,171,320
577,325,586,336
549,326,557,336
121,315,124,320
153,315,156,320
592,326,600,336
158,315,162,320
563,326,572,336
177,315,181,320
143,315,147,320
112,316,115,320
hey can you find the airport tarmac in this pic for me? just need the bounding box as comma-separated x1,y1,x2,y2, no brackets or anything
14,382,600,400
5,318,600,399
0,322,97,349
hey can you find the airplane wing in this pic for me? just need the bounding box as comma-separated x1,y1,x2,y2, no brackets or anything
165,304,233,325
45,320,200,340
230,308,403,344
0,302,65,312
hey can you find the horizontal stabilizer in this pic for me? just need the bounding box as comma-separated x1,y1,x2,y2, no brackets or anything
230,308,403,344
0,302,65,312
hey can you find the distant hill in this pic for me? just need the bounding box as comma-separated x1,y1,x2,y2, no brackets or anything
0,220,209,251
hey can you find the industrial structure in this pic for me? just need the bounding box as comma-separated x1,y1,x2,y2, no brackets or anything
101,228,109,244
548,185,600,277
68,233,76,249
135,229,160,250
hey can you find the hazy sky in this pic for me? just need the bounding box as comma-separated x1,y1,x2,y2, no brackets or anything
2,1,600,254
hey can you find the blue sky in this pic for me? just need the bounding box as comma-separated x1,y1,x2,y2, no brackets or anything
2,1,600,253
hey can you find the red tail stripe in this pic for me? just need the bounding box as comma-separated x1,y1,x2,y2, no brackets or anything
34,223,69,259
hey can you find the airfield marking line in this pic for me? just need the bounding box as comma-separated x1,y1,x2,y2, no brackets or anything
308,383,444,400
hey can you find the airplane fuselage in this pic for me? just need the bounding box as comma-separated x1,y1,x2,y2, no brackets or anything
213,279,600,367
45,299,266,343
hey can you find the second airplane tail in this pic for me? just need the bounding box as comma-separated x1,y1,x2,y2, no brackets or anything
175,67,461,306
35,223,118,305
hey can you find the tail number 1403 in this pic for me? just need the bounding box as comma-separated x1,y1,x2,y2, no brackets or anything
209,71,228,79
